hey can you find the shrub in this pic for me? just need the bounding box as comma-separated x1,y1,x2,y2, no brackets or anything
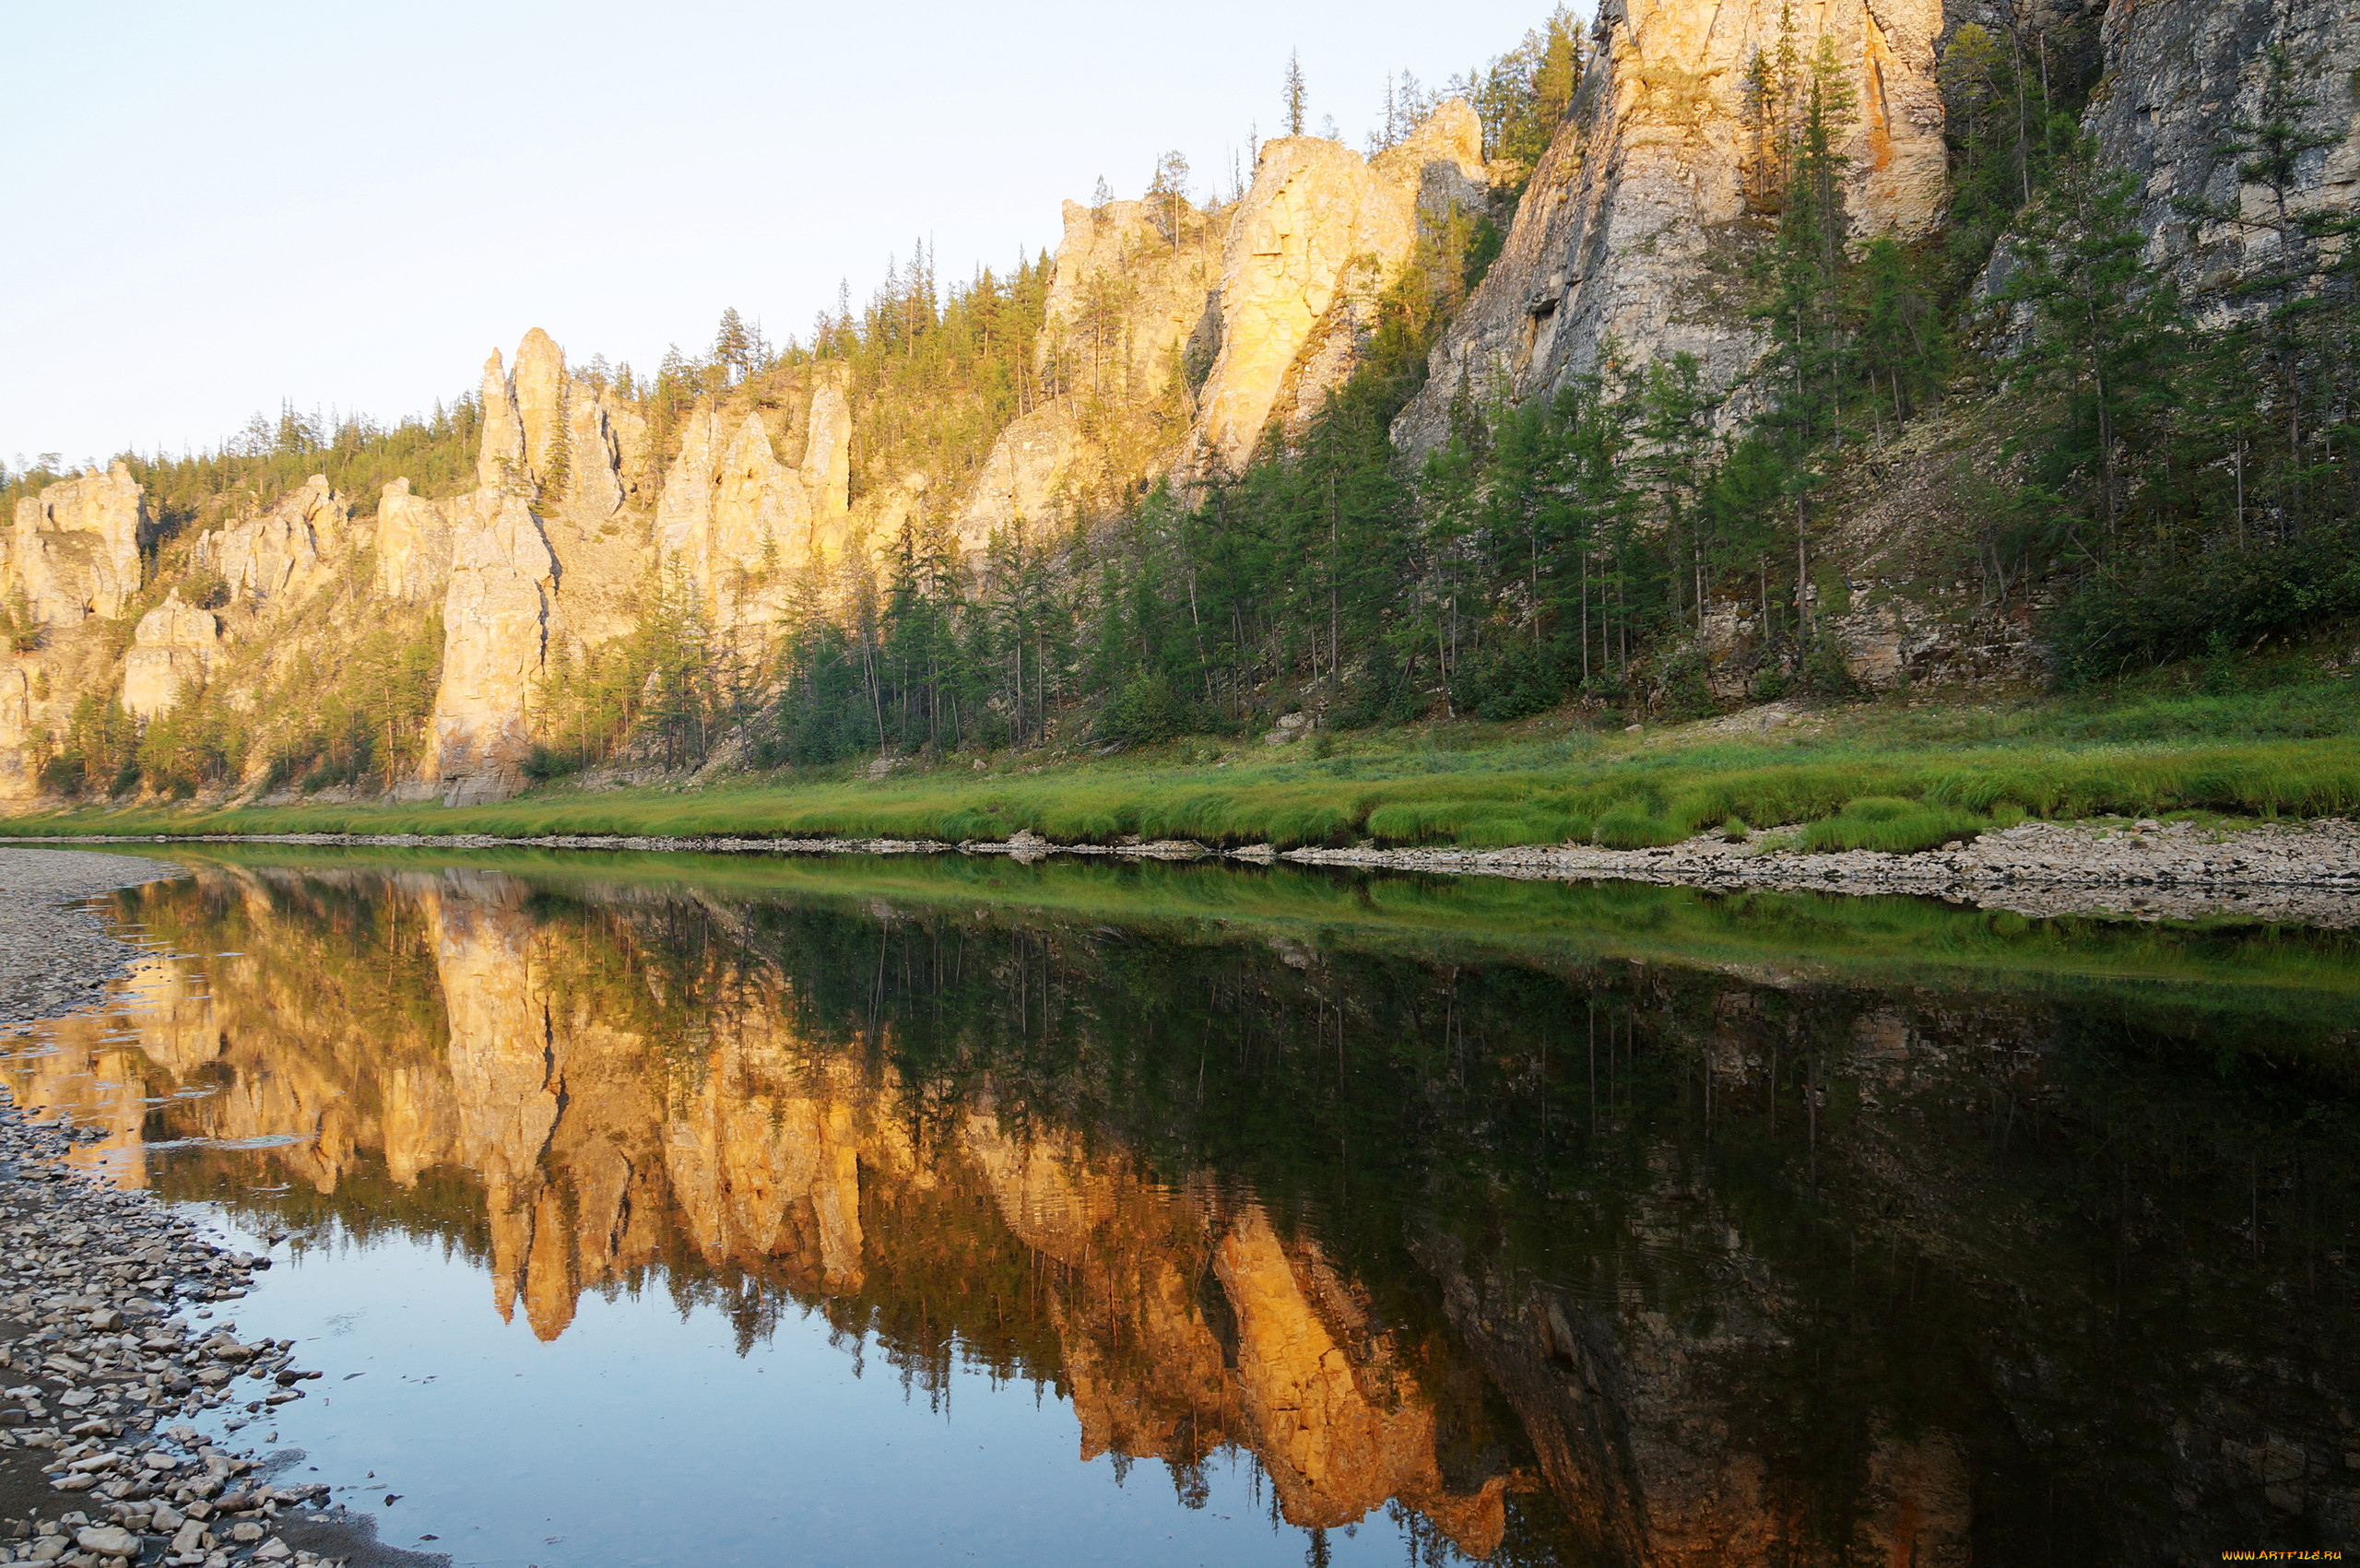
1451,644,1562,722
1657,645,1715,721
1098,673,1184,746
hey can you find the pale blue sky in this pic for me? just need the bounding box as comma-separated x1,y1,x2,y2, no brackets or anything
4,0,1574,471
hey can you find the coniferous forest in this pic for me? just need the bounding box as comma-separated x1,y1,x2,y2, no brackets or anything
6,6,2356,803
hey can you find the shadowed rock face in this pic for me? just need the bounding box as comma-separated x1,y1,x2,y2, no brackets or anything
22,859,2353,1562
1395,0,1950,455
2082,0,2360,297
6,461,149,626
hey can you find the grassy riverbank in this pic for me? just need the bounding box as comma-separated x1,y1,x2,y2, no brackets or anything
8,678,2358,854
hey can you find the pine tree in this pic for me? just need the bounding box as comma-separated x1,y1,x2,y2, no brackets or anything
539,381,572,508
1284,51,1307,137
2006,135,2180,547
714,308,752,385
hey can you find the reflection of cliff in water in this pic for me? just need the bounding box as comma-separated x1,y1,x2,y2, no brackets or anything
13,858,2358,1564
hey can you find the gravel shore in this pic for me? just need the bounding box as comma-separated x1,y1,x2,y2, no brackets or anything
1280,814,2360,926
0,1102,437,1568
0,854,185,1033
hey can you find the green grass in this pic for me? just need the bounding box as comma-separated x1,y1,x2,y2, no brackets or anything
9,678,2358,855
1795,796,1987,853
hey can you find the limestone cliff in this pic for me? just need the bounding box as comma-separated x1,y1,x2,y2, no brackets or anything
1190,102,1488,476
2080,0,2360,298
419,493,559,805
372,478,453,604
120,592,221,720
195,475,350,607
1395,0,1951,454
6,462,149,625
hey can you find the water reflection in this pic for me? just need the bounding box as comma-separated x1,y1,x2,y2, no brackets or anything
8,851,2358,1564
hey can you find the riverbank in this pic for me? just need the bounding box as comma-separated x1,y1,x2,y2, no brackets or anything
11,810,2359,926
0,855,183,1033
0,853,435,1568
0,1096,435,1568
6,684,2358,859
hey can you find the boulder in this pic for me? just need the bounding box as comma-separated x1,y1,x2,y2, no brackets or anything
419,493,560,807
121,592,222,720
373,478,453,603
6,461,149,624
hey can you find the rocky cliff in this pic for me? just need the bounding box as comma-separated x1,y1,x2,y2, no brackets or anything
6,462,148,626
1395,0,1951,454
2082,0,2360,297
8,0,2357,807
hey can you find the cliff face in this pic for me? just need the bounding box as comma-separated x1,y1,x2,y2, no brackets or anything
6,462,148,626
1395,0,1951,454
1193,103,1489,476
961,100,1491,545
419,492,560,805
2081,0,2360,294
120,592,221,720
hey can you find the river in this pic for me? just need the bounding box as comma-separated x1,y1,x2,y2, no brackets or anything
6,847,2355,1564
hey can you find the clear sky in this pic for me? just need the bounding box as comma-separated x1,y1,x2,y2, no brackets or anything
3,0,1573,473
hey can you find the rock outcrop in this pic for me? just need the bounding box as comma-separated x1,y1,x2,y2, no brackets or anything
195,475,349,606
2082,0,2360,297
956,402,1083,548
120,592,221,720
373,478,453,603
0,666,31,798
1394,0,1950,454
1193,102,1488,474
418,493,559,806
653,377,856,628
801,363,853,525
475,351,528,491
5,462,149,625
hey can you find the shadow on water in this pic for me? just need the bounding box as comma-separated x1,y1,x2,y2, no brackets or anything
8,846,2358,1564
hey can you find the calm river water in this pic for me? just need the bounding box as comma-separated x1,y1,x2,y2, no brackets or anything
6,848,2356,1565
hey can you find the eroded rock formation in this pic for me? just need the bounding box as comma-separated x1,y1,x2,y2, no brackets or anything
5,462,149,625
120,592,221,720
1194,101,1488,474
373,479,453,604
419,493,559,806
195,475,349,606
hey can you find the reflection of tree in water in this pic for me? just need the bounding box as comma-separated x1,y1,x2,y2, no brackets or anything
62,857,2360,1565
